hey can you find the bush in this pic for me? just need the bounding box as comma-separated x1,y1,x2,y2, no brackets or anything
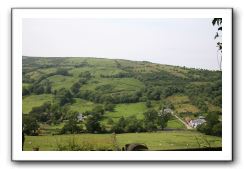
197,112,222,137
56,68,70,76
104,103,115,112
60,120,82,134
146,100,152,108
111,117,126,133
85,111,102,133
212,122,222,136
23,115,40,136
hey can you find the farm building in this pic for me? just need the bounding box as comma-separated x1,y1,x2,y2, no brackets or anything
163,108,173,114
77,113,86,122
158,108,172,116
198,116,205,119
189,119,206,128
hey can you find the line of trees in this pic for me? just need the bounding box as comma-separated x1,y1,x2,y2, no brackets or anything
23,101,172,136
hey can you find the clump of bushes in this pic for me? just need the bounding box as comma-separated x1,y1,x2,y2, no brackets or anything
197,112,222,137
111,109,171,133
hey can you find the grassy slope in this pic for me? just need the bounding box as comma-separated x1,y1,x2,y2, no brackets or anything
47,75,77,91
22,94,53,114
167,118,186,129
167,95,199,113
69,98,100,113
23,131,221,151
22,57,221,129
80,77,144,92
104,102,147,121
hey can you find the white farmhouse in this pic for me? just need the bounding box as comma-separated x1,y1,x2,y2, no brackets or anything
77,113,84,122
189,119,206,128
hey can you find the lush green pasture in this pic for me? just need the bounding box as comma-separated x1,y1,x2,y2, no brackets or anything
38,67,57,74
69,98,100,113
166,118,186,129
22,94,54,114
23,131,222,151
80,77,144,92
68,67,96,77
47,75,77,91
25,71,43,81
39,123,65,135
104,102,147,121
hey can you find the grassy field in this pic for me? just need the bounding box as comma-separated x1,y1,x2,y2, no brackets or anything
47,75,77,91
103,102,147,121
166,118,186,129
167,95,199,113
79,77,144,92
69,98,100,113
23,131,221,151
22,94,54,114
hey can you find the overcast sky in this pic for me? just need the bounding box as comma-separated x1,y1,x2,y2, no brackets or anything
22,18,220,70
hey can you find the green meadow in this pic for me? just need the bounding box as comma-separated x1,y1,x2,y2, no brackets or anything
24,131,221,151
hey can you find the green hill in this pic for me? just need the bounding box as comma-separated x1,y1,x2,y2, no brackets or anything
22,56,222,150
22,57,221,132
23,56,221,113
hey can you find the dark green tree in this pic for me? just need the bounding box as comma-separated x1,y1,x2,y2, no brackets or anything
85,111,102,133
57,88,74,106
125,115,144,132
60,111,81,134
23,115,40,136
112,117,126,133
104,103,115,112
157,111,171,130
56,68,70,76
71,82,81,94
143,109,158,131
197,111,222,136
146,100,152,108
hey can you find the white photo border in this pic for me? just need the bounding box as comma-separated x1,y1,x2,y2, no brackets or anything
11,8,233,161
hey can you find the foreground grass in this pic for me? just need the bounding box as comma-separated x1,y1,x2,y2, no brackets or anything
23,131,221,151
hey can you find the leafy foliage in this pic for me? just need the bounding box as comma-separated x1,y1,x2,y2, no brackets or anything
197,111,222,136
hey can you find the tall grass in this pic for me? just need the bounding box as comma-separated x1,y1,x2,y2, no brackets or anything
55,135,116,151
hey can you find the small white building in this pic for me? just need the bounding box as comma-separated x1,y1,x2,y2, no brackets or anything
163,108,173,114
77,113,85,122
158,108,172,116
198,116,205,119
189,119,206,128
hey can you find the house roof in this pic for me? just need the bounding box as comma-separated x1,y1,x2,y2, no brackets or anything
191,119,206,124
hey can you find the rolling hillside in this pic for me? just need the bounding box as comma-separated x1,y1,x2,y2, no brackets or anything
23,56,221,117
22,56,222,150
